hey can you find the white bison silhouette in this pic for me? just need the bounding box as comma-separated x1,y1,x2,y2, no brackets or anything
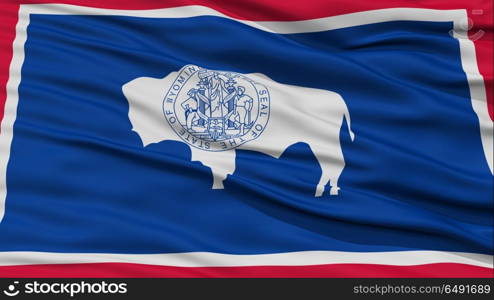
123,65,354,196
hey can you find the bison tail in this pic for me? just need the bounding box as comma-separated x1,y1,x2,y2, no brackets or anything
344,107,355,142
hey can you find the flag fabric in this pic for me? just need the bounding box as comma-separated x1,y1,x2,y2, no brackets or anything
0,0,492,277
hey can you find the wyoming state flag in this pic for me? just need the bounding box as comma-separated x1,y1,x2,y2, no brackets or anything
0,0,492,277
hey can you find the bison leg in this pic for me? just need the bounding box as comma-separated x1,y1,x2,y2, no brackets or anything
329,182,340,195
312,143,346,197
315,154,330,197
209,155,236,189
190,148,236,190
315,168,342,196
315,171,330,197
314,154,333,197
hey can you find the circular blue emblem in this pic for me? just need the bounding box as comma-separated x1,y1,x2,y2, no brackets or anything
163,65,270,151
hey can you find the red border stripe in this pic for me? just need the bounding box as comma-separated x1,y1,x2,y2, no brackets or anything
0,263,492,278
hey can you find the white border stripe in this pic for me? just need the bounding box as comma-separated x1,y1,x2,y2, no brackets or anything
0,251,492,268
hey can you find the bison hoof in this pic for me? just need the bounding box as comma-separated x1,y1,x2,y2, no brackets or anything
330,186,340,196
